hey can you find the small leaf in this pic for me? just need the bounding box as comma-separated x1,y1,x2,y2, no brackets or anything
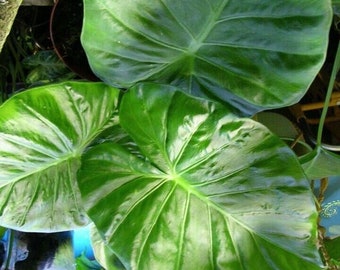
76,253,103,270
0,81,120,232
79,83,323,270
300,146,340,180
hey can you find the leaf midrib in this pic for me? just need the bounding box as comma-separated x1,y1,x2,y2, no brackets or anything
187,0,229,54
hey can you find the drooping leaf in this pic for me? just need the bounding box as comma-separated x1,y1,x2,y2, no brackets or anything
0,81,120,232
300,146,340,180
82,0,332,115
79,83,323,270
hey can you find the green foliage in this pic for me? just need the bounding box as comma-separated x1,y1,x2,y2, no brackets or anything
0,0,337,269
22,50,76,85
82,0,332,115
76,253,103,270
78,83,323,270
90,225,126,270
299,40,340,179
324,236,340,264
0,81,120,231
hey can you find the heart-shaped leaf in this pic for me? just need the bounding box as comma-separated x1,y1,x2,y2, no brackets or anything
82,0,331,115
79,83,322,270
0,81,119,232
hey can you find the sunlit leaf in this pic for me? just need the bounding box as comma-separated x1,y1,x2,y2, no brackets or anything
0,81,120,231
79,83,323,270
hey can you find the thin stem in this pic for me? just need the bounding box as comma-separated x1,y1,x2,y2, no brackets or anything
316,40,340,145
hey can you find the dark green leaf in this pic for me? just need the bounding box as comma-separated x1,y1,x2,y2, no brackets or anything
324,236,340,263
0,81,120,232
79,83,323,270
82,0,331,115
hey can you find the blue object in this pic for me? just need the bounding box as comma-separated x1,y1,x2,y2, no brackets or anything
72,225,94,259
315,176,340,238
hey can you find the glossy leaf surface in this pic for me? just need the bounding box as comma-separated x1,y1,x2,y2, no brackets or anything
82,0,331,115
79,83,323,270
0,81,119,232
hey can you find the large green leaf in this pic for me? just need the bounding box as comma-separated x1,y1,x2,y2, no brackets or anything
82,0,332,115
0,81,119,232
79,83,323,270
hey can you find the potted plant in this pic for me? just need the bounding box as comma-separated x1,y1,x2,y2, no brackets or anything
0,0,339,269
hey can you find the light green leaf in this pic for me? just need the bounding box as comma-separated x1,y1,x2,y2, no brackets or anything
0,81,120,232
300,146,340,180
79,83,323,270
82,0,332,115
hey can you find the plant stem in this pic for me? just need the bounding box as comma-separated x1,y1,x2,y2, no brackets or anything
316,40,340,145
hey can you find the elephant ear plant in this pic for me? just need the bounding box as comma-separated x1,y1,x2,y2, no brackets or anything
0,0,337,269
